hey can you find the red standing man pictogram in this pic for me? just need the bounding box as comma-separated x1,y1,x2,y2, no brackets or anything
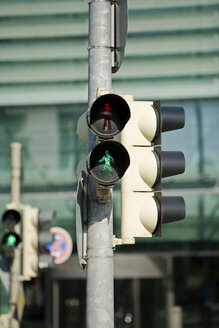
102,103,112,131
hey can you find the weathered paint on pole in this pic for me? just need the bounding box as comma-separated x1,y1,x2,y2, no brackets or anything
10,143,22,328
87,1,114,328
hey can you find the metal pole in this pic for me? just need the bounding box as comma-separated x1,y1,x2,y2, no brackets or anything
11,143,22,208
133,279,141,328
10,142,22,328
87,1,114,328
165,257,175,328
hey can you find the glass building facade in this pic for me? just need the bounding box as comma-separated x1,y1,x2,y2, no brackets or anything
0,0,219,327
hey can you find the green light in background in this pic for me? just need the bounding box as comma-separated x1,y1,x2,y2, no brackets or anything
5,233,17,247
2,232,20,249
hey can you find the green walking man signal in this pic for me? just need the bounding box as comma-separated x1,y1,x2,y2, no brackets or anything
98,150,114,176
5,234,17,247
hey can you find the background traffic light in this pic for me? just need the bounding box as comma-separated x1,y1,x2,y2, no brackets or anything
1,208,21,254
121,98,186,243
22,205,55,280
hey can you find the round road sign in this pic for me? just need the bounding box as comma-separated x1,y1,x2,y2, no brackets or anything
44,227,73,264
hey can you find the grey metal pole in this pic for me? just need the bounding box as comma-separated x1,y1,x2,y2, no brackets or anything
133,279,141,328
87,1,114,328
165,257,175,328
10,142,22,328
11,142,22,207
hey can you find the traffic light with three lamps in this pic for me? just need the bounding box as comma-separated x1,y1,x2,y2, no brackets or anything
120,97,186,243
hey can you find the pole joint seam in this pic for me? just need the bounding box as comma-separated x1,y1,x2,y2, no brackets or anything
88,0,113,3
88,45,113,51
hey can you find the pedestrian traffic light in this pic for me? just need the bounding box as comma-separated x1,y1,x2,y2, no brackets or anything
120,98,186,243
22,205,55,280
86,93,131,186
1,208,21,253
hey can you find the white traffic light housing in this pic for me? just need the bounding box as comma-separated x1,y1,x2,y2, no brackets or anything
86,93,131,186
22,205,38,279
121,99,186,243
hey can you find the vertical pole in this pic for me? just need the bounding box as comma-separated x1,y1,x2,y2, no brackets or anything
133,279,141,328
10,142,22,328
53,280,59,328
11,143,22,207
87,1,114,328
165,257,175,328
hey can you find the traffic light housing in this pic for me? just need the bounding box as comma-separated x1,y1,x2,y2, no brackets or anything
1,209,21,254
22,205,55,280
86,93,131,186
121,98,186,243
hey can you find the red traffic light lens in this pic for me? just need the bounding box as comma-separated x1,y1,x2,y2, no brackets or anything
87,94,130,139
2,209,21,229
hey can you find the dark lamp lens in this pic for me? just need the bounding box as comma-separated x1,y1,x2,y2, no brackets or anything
2,209,21,228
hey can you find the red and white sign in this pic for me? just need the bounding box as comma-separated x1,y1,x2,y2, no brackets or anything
45,227,73,264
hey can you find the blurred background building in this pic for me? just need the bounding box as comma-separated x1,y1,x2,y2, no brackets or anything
0,0,219,327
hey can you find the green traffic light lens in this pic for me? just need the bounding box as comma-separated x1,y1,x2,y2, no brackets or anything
87,140,130,186
6,233,17,247
2,232,20,249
